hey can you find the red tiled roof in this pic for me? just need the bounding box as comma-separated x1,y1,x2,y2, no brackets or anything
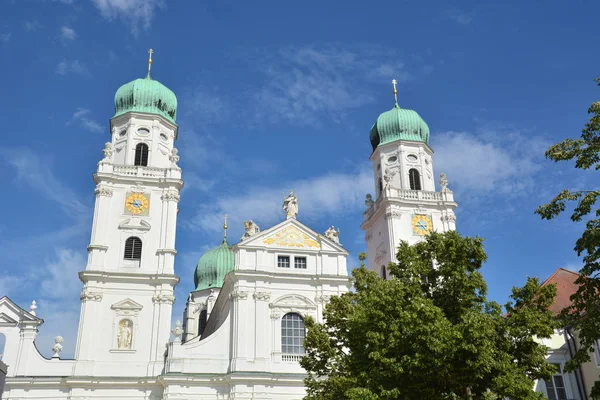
541,268,580,315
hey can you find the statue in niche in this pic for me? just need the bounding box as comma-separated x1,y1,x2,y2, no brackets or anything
117,319,133,349
439,173,449,192
324,226,341,244
365,194,375,208
169,147,180,166
282,190,299,219
241,220,260,240
102,142,113,160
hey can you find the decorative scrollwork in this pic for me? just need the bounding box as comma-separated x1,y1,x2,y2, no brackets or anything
253,292,271,301
229,290,249,300
161,190,180,202
152,294,175,304
94,184,113,197
80,290,103,302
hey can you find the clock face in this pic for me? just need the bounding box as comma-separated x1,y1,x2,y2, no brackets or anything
412,215,433,236
125,193,150,215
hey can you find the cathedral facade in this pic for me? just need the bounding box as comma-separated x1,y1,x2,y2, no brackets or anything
0,57,456,400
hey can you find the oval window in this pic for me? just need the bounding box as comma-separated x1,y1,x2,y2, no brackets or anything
407,154,418,162
387,155,398,163
137,127,150,135
119,129,127,137
160,133,168,142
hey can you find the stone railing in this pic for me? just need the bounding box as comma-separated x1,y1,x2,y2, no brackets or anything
362,188,455,222
281,354,303,362
389,188,444,201
113,165,168,178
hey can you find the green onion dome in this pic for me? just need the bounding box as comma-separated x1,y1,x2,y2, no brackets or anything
193,237,235,291
113,76,178,124
369,102,430,151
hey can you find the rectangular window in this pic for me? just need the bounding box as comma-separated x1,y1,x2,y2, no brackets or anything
294,257,307,269
544,364,568,400
277,256,290,268
594,340,600,367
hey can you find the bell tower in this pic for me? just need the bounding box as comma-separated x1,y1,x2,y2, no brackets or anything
361,80,457,278
74,50,183,377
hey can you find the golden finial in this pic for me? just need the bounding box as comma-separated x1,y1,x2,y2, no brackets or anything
223,213,229,240
147,48,154,78
392,79,398,105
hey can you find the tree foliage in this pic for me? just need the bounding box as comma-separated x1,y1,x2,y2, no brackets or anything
535,77,600,398
301,231,557,400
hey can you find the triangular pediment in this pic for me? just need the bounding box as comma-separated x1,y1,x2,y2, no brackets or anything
111,298,143,311
0,296,43,325
0,312,18,326
118,218,151,231
235,218,348,254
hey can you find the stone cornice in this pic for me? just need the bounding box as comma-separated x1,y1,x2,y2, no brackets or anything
79,270,180,285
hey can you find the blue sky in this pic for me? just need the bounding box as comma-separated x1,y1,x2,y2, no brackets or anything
1,0,599,357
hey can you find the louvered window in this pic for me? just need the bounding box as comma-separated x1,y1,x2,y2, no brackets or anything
409,168,422,190
134,143,149,166
124,237,142,260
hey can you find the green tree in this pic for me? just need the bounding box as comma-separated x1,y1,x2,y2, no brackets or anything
300,231,557,400
535,78,600,398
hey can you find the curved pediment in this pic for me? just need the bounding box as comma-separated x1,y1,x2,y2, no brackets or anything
118,218,151,231
269,294,316,309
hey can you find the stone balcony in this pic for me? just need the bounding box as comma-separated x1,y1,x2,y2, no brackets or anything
363,186,455,222
95,161,183,181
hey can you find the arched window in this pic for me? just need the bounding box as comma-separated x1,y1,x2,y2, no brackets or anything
381,265,387,280
409,168,422,190
198,309,208,336
124,237,142,260
281,313,305,355
134,143,149,166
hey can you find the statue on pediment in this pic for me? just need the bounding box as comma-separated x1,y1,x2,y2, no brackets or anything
325,226,340,244
282,190,299,219
241,220,261,240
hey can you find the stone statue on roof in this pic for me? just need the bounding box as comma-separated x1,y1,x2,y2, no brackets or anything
241,220,260,240
282,190,298,219
324,226,340,244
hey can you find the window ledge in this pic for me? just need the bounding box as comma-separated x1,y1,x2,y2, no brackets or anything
109,349,136,354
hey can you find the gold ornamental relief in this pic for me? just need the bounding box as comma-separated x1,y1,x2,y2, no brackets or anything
263,226,319,248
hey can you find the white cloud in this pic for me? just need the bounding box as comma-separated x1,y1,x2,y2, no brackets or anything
1,148,90,217
0,275,24,298
183,166,373,238
60,26,77,41
182,91,227,124
40,248,86,299
70,107,103,133
55,60,89,76
433,129,546,198
92,0,165,34
253,45,416,127
0,33,11,43
24,20,42,32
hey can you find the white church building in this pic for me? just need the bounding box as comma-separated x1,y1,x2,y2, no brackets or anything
0,54,457,399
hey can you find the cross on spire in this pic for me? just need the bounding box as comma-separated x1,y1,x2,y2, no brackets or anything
147,48,154,78
223,213,229,241
392,79,398,105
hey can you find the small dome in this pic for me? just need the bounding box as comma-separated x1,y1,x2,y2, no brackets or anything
193,238,235,291
369,103,430,151
113,77,178,124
